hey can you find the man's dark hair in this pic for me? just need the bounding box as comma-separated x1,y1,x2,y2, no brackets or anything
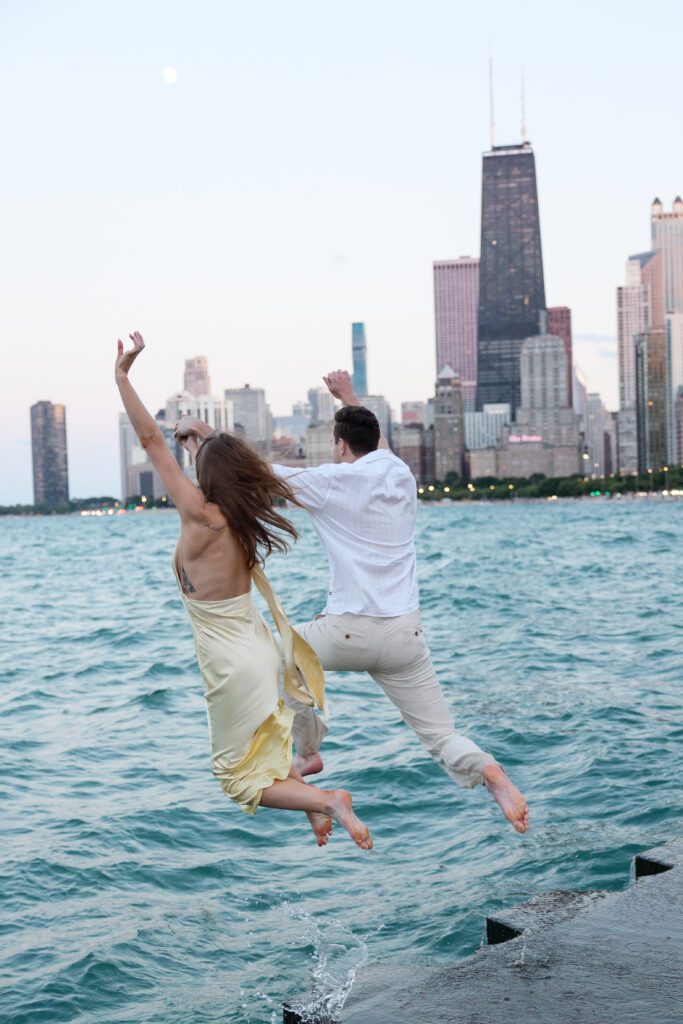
333,405,380,455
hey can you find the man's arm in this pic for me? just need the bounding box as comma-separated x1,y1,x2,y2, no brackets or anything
174,416,215,443
323,370,389,449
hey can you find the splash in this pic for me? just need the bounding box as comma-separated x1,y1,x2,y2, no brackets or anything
288,910,381,1022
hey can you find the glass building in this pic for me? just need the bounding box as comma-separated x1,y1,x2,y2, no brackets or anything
476,142,546,411
352,322,368,396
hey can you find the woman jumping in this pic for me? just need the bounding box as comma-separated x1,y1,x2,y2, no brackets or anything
115,332,372,850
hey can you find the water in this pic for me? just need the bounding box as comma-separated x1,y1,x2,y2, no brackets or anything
2,500,682,1024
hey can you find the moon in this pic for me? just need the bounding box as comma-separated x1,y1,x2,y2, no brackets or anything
162,67,178,85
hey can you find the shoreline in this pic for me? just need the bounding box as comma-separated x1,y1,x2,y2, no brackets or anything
1,491,682,519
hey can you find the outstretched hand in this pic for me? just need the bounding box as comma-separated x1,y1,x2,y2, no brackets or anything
323,369,356,403
115,332,145,379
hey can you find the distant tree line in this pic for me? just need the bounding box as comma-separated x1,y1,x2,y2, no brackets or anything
418,465,683,501
4,466,682,514
0,495,174,516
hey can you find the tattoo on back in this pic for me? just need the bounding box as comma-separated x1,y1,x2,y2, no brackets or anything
180,566,196,595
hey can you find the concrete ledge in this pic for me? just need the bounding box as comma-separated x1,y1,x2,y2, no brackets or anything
485,888,608,945
284,836,683,1024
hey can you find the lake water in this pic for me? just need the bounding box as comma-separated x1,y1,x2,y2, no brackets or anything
2,500,682,1023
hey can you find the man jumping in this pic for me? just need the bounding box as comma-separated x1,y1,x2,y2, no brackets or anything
177,371,529,833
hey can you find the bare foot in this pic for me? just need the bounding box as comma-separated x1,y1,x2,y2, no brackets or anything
307,811,333,847
483,764,529,834
293,752,324,777
327,790,373,850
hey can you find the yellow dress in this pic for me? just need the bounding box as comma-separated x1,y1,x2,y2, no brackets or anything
173,554,325,814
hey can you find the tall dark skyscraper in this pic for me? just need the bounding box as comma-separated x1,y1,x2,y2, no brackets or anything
30,400,69,506
476,141,546,411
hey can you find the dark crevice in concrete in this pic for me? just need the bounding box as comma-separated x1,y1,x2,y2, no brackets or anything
634,854,674,878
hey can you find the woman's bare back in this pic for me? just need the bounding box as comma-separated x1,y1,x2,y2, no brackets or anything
174,501,251,601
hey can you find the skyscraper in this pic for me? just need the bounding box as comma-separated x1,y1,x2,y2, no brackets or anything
584,393,610,477
307,386,336,424
119,411,184,501
184,356,211,396
498,334,581,478
651,197,683,314
351,323,368,396
666,313,683,462
359,394,392,444
616,250,663,472
30,401,69,506
433,257,479,411
519,334,569,413
546,306,573,405
635,328,668,472
476,141,546,411
224,385,270,449
433,366,465,480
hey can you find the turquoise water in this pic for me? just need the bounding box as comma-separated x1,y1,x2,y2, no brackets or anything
2,501,682,1023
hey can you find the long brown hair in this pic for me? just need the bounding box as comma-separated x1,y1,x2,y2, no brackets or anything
194,433,302,569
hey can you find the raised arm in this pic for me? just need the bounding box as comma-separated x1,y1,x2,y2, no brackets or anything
323,370,389,449
114,333,205,519
174,416,216,443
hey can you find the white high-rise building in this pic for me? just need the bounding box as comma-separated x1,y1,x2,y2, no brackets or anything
224,385,270,445
573,366,588,424
307,387,336,425
305,422,334,467
666,313,683,462
616,249,663,472
464,404,511,450
118,412,183,501
166,392,234,435
520,334,570,412
358,394,392,445
585,393,609,477
651,196,683,314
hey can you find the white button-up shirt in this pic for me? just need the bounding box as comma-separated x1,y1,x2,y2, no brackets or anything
273,450,419,617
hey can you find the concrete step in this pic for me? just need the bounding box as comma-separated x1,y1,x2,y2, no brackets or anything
283,836,683,1024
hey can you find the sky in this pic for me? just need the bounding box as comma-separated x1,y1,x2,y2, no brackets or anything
3,0,683,503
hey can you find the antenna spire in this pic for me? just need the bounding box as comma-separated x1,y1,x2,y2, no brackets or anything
488,46,496,148
521,64,528,142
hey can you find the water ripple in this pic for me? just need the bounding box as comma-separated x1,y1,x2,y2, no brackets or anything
1,503,682,1022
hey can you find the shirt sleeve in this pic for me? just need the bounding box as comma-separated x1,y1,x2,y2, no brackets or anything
272,464,333,511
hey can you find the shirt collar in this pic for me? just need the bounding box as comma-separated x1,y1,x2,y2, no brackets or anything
354,449,391,465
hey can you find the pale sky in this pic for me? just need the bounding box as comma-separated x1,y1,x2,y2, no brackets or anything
3,0,682,503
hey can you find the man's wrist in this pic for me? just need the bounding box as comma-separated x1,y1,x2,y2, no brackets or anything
341,393,361,407
194,422,215,439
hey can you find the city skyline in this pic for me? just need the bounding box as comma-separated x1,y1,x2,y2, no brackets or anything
4,1,683,502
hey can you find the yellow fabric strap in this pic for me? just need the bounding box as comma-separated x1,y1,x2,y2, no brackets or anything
251,563,326,716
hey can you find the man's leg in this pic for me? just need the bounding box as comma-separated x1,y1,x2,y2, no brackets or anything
287,614,367,775
371,615,529,832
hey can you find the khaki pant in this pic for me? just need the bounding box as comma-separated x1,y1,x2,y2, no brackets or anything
290,610,496,789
